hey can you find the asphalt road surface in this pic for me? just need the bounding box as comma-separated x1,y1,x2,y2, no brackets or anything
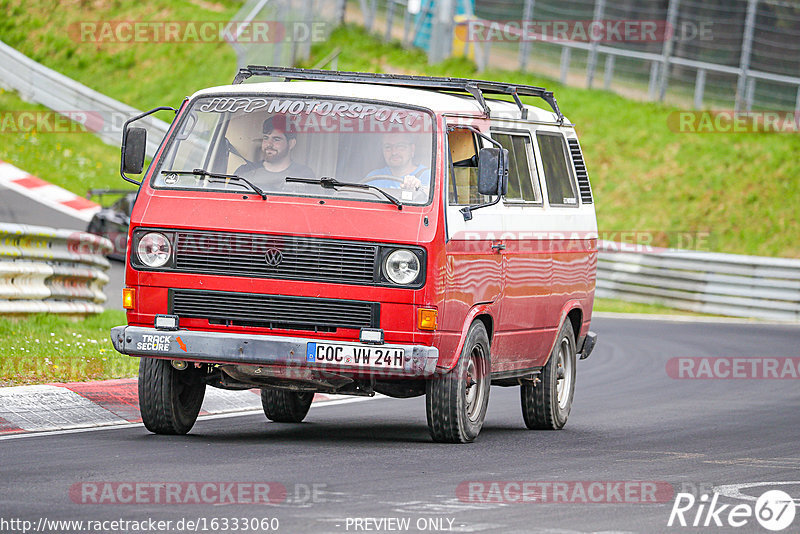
2,317,798,533
0,183,124,309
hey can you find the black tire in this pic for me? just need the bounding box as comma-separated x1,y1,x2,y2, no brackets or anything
521,320,576,430
426,321,491,443
138,358,206,435
261,389,314,423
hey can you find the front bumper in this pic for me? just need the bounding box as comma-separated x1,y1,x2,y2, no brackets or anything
111,326,439,377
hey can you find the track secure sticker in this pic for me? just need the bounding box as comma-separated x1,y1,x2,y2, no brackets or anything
136,334,172,352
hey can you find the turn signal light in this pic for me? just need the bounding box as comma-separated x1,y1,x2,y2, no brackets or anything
122,288,135,310
417,308,438,331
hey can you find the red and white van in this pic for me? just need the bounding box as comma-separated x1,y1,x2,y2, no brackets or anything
111,68,598,443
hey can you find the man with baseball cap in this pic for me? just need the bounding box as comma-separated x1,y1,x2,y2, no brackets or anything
235,114,314,190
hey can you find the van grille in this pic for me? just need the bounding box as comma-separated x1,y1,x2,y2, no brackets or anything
567,138,593,204
173,231,378,284
170,289,378,332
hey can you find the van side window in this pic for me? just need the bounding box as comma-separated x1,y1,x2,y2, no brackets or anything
493,132,540,203
447,128,484,205
536,132,578,206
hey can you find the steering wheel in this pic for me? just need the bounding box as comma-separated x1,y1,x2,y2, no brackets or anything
366,174,429,201
365,174,405,185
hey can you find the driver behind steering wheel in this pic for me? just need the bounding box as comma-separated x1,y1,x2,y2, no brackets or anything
365,132,430,200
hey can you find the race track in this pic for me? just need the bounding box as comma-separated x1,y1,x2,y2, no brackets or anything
2,317,798,533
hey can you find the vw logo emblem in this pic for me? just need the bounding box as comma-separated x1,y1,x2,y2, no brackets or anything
265,247,283,267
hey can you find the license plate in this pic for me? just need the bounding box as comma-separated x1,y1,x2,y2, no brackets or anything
306,342,405,369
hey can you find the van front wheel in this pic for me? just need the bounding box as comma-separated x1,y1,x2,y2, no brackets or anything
138,358,206,435
261,389,314,423
426,321,491,443
521,320,576,430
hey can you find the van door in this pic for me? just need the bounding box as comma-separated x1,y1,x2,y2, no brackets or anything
442,125,504,358
491,129,554,372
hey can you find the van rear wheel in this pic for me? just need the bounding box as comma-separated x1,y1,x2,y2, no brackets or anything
426,321,491,443
521,320,576,430
261,389,314,423
138,358,206,435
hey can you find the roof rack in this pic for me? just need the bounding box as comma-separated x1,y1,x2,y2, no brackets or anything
232,66,564,123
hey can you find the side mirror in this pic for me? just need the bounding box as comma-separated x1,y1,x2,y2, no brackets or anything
122,127,147,175
477,147,508,196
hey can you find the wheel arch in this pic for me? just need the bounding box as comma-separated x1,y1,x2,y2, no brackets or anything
436,305,494,372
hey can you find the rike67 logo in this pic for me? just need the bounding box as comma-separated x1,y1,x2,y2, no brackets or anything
668,489,796,531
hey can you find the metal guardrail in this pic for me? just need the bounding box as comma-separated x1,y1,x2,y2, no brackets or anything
0,224,112,315
596,241,800,322
0,40,170,158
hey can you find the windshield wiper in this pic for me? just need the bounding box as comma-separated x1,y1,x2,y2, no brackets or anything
161,169,267,200
286,176,402,210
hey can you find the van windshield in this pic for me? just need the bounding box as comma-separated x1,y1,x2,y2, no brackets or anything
152,95,435,206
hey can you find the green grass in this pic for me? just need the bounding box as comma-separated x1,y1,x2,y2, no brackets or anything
592,297,708,316
0,0,241,111
0,89,129,194
1,9,798,258
0,310,137,386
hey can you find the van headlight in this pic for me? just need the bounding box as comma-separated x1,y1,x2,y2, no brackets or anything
136,232,171,268
383,249,420,285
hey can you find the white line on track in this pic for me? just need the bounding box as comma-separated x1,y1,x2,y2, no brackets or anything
593,311,797,325
0,395,377,441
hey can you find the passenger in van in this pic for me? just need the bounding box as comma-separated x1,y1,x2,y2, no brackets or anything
365,132,430,195
235,115,314,191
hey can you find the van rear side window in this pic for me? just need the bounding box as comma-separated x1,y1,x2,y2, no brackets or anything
493,132,540,203
536,132,578,206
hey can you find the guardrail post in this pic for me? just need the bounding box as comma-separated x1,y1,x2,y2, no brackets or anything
518,0,535,71
585,0,606,88
735,0,758,112
560,47,571,85
603,54,615,90
694,68,706,109
658,0,680,101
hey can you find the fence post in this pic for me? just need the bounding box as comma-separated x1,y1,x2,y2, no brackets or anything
518,0,536,71
585,0,606,88
403,4,412,46
647,61,660,99
429,0,455,65
693,68,706,109
337,0,347,25
736,0,758,112
658,0,680,101
478,40,491,72
385,0,396,42
796,85,800,117
746,77,756,111
300,0,314,61
560,47,571,85
603,54,615,90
